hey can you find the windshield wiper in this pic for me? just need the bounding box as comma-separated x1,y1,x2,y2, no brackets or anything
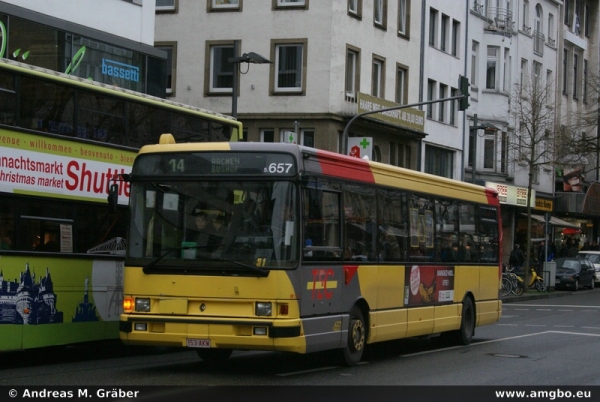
231,260,269,277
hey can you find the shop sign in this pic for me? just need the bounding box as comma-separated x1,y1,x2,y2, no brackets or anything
485,181,535,207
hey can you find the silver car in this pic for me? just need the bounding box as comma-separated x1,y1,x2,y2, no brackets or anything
576,251,600,284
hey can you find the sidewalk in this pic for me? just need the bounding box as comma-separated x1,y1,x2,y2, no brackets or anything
501,289,574,303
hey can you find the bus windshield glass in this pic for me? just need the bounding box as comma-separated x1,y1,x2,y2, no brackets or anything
127,179,298,272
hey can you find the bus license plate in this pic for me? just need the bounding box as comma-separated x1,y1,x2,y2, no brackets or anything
186,338,211,348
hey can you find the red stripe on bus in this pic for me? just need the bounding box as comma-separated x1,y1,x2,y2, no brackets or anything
344,265,359,285
316,150,375,183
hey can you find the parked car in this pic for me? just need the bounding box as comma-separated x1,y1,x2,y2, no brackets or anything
576,250,600,284
554,257,595,291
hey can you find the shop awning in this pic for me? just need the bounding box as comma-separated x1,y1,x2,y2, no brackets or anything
562,227,581,235
525,214,580,229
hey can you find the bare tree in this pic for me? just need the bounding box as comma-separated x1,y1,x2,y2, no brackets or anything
508,70,557,287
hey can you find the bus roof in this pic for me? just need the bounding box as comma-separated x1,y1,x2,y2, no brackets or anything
0,58,238,124
137,136,498,205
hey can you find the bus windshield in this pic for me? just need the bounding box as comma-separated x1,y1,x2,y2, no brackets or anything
127,179,298,272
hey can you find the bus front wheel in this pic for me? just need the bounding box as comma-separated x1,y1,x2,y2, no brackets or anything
341,306,366,366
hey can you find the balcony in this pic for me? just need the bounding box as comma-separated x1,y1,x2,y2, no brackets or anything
485,7,513,35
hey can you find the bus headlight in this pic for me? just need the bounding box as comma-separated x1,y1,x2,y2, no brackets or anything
135,298,151,312
255,302,272,316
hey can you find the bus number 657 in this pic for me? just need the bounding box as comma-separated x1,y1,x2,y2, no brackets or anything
265,163,292,174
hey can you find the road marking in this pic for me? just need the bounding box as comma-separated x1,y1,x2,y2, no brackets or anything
524,324,546,327
535,309,552,311
276,366,340,377
400,331,600,357
509,303,600,309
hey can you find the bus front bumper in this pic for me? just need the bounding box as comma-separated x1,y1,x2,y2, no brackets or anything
119,315,304,353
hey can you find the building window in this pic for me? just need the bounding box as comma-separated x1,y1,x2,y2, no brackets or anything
547,13,555,44
583,60,588,103
500,131,507,173
301,129,315,147
546,69,554,106
272,40,306,94
471,41,478,85
573,53,579,99
450,87,457,125
348,0,362,18
374,0,387,28
156,0,176,12
372,56,385,98
427,79,435,119
425,145,453,178
503,48,511,92
440,14,449,52
274,0,307,9
451,20,460,56
155,42,176,96
390,142,411,168
522,0,530,31
483,135,495,170
429,8,438,47
398,0,408,36
438,84,447,122
532,60,542,86
486,46,498,90
345,46,360,97
208,43,234,94
209,0,241,11
395,65,407,105
520,58,528,94
562,49,568,94
261,129,275,142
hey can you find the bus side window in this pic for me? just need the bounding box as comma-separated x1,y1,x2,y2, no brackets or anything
303,189,341,261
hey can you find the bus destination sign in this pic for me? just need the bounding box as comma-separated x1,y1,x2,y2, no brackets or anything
134,152,297,177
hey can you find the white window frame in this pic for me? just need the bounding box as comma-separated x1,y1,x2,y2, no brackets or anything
348,0,359,15
398,0,407,35
277,0,305,6
212,0,240,9
395,65,407,105
274,43,304,93
372,57,384,98
486,46,498,90
374,0,384,25
209,45,234,93
156,0,175,11
346,48,359,95
471,41,479,86
503,48,511,92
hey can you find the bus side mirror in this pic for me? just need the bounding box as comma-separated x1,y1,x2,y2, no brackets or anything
108,183,119,212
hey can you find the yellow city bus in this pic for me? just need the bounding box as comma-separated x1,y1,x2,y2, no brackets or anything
117,135,503,366
0,59,242,351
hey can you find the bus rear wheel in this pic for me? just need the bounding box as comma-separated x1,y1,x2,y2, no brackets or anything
196,348,232,362
341,306,366,366
443,297,475,346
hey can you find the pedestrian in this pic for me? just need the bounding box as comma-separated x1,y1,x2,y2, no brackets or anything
509,243,525,275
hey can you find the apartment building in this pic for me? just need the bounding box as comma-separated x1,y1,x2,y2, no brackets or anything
156,0,432,170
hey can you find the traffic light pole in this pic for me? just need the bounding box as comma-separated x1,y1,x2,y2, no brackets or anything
342,95,464,155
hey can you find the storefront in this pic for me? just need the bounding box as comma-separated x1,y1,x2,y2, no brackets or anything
0,3,166,97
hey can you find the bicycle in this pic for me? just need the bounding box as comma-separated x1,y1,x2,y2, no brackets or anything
502,265,524,296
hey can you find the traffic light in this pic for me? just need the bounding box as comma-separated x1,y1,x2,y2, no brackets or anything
459,75,470,111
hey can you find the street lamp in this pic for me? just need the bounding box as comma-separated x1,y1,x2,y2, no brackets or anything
228,41,272,119
469,113,500,183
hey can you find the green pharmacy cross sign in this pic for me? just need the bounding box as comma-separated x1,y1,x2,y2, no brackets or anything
347,137,373,160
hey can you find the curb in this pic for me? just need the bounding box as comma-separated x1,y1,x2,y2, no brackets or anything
501,290,576,303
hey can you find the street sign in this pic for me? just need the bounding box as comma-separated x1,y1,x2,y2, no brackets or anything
348,137,373,159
